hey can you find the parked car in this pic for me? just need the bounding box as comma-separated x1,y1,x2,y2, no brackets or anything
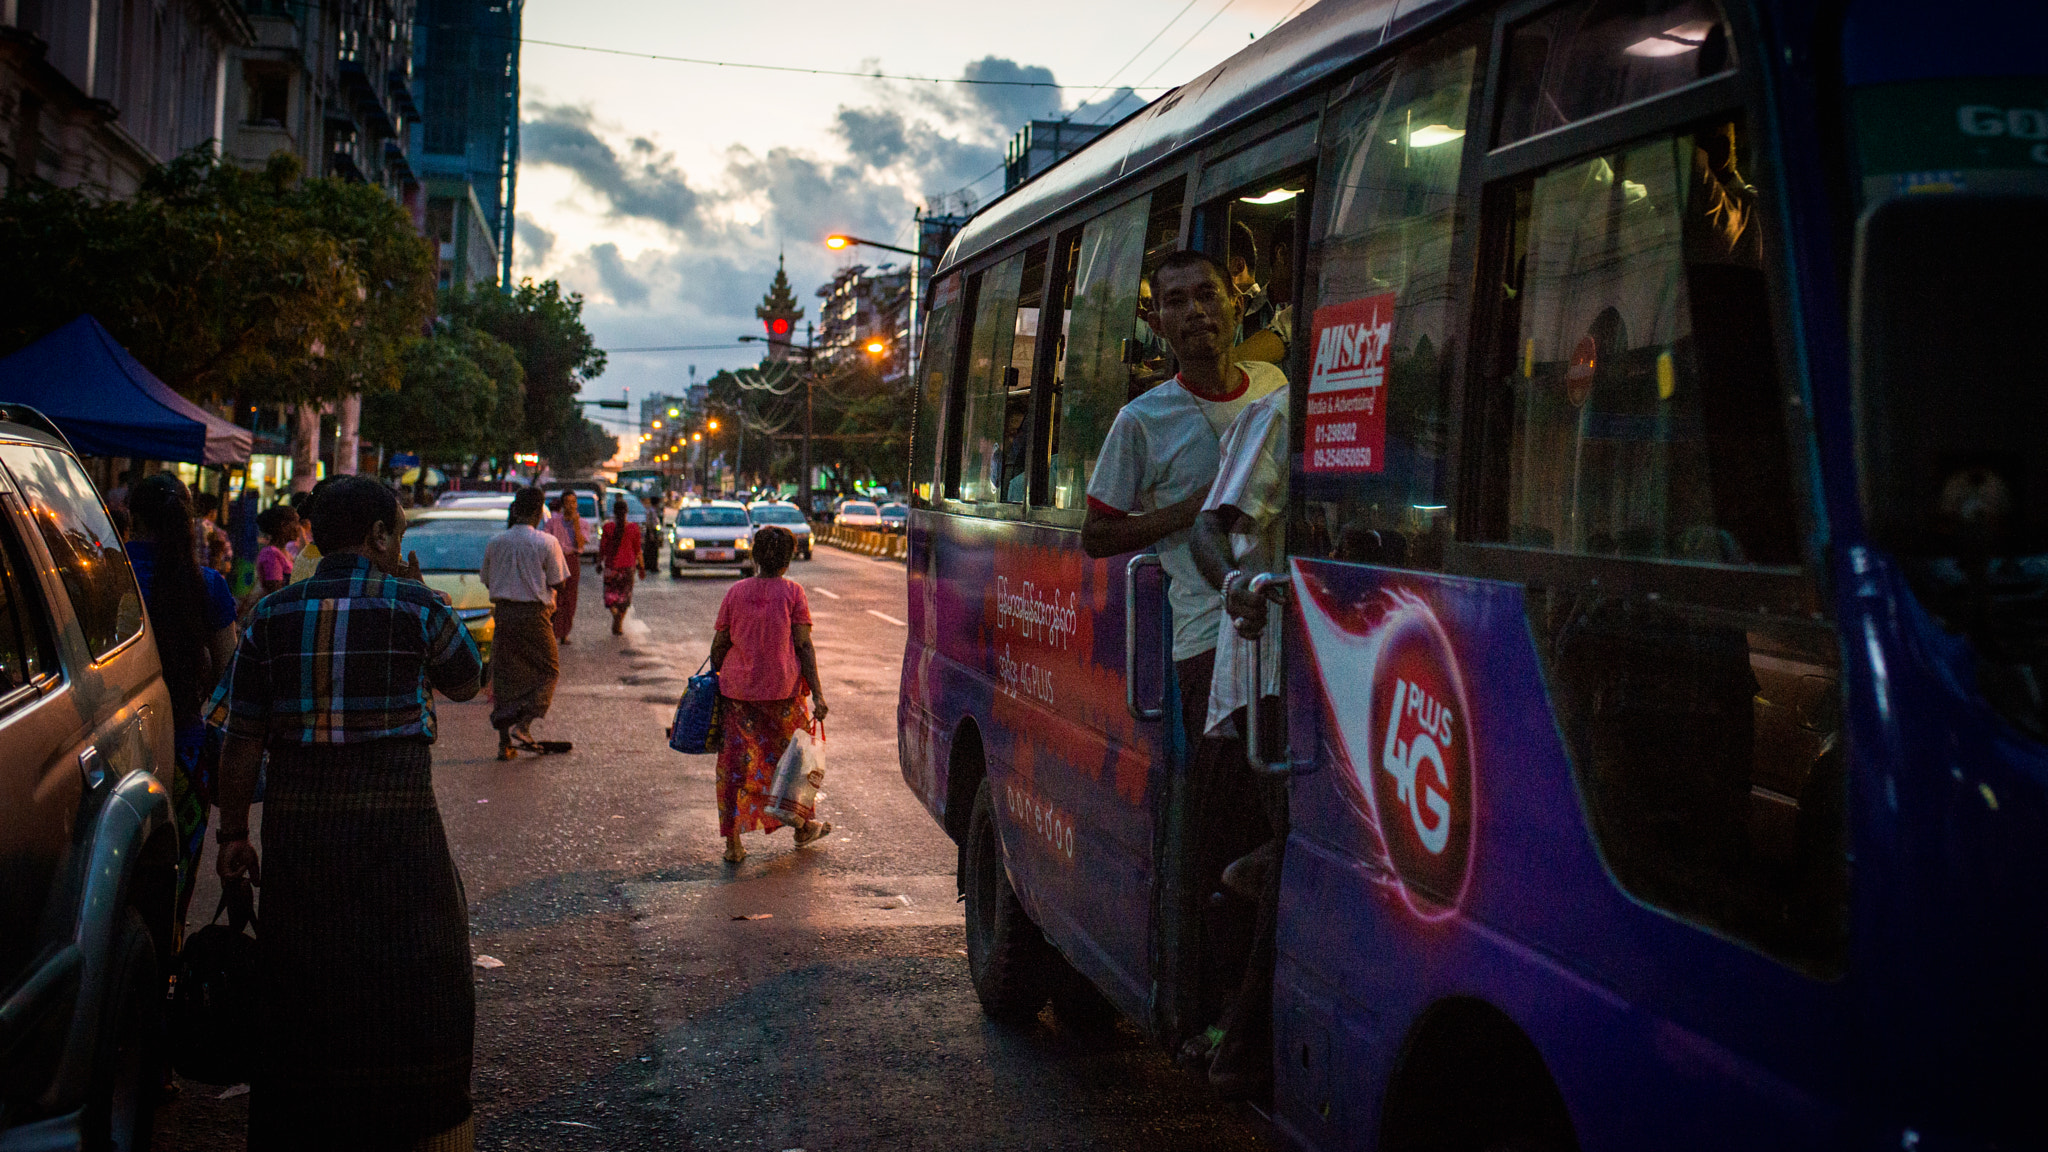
836,500,883,529
670,501,754,577
400,508,505,665
878,502,908,533
433,491,515,510
746,502,813,560
0,405,177,1151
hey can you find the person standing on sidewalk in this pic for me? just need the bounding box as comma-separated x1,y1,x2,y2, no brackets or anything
707,525,830,863
209,475,484,1151
598,494,641,636
542,492,587,644
481,487,571,760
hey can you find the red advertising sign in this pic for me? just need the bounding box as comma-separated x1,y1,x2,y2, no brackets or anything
1304,292,1395,474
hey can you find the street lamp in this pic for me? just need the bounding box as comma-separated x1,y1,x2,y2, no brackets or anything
825,234,921,258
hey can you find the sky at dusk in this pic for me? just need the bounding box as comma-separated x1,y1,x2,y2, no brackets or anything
512,0,1312,452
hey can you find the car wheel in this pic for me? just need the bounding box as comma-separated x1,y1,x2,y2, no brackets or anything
670,565,682,578
964,779,1053,1025
83,907,159,1152
799,546,812,560
738,565,755,577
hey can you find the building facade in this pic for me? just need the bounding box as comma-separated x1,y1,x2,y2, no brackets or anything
1,0,254,193
815,262,910,381
411,0,519,290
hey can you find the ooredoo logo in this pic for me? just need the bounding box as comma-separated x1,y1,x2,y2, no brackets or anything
1367,608,1472,909
1297,577,1475,919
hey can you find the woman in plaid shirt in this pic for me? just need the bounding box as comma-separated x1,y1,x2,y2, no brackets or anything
209,476,484,1151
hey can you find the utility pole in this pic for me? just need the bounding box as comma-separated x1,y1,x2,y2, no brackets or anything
801,321,815,518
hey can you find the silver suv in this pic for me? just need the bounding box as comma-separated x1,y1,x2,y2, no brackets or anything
0,407,177,1150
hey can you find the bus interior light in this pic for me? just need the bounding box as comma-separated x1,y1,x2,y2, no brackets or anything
1408,124,1466,147
1625,20,1716,57
1239,187,1302,205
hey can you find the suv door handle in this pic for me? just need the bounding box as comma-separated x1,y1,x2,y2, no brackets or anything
77,745,105,789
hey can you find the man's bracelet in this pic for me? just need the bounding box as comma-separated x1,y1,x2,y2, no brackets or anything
215,827,250,845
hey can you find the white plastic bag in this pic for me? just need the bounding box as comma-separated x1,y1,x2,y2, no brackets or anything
765,725,825,827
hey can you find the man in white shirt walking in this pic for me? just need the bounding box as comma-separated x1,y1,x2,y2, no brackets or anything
480,487,570,759
1081,249,1287,1092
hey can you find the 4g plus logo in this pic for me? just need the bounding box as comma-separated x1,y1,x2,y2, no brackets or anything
1370,615,1472,908
1298,577,1475,919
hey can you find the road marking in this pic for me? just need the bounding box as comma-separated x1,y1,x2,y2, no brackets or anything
810,586,841,599
866,609,906,627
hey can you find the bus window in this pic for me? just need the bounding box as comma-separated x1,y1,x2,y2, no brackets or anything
910,272,963,508
1221,174,1304,369
1029,229,1084,506
1495,0,1733,146
956,247,1041,504
1292,42,1478,569
1476,123,1845,972
1050,194,1154,509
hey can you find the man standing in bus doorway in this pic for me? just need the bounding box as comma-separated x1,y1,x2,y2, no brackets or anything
1082,249,1287,1090
1192,378,1291,1097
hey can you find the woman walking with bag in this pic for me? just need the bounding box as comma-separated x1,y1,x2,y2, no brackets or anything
598,495,641,636
708,525,830,863
543,492,587,643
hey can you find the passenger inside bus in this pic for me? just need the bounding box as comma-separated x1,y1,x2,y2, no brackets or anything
1227,219,1295,366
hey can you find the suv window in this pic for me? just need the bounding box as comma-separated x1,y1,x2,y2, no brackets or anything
0,445,142,660
0,511,55,698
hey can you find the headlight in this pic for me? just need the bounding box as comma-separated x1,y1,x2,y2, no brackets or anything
455,607,492,622
675,537,695,549
735,539,750,551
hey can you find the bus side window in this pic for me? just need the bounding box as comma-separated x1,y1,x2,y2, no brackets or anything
1474,121,1846,973
1290,42,1478,569
956,248,1041,504
1048,194,1154,510
911,272,963,508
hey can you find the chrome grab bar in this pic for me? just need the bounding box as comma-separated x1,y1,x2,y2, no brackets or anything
1125,554,1166,721
1245,571,1293,776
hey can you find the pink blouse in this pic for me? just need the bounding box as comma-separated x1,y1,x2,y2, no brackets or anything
714,576,813,701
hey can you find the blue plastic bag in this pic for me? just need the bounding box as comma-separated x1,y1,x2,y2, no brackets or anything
669,662,721,754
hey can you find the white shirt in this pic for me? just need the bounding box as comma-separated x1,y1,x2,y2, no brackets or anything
480,524,570,607
1087,361,1287,661
1203,388,1288,735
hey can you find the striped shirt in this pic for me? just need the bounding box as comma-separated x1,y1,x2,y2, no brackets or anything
205,553,483,745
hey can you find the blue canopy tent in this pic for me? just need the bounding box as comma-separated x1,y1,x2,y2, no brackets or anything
0,315,252,464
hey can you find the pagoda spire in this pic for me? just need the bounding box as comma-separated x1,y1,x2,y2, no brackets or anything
755,252,805,363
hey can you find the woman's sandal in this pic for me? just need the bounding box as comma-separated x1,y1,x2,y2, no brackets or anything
794,820,832,848
723,842,747,864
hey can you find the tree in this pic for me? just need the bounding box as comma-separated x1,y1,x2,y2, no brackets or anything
360,334,497,466
0,149,435,404
443,279,606,468
546,416,618,477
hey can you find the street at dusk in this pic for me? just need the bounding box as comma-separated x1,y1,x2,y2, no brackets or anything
2,1,2045,1150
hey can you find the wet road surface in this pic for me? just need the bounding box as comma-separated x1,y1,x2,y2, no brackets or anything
154,542,1267,1151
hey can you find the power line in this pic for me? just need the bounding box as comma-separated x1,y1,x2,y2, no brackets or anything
1269,0,1314,30
1070,0,1202,114
521,36,1172,92
605,343,755,353
1094,0,1245,121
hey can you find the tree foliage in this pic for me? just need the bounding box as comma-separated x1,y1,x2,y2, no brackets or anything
443,279,606,469
0,149,435,403
360,322,525,469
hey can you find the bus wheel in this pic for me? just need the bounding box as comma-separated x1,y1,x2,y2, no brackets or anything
965,779,1052,1024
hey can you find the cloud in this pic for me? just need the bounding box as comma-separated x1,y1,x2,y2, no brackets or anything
835,106,910,168
514,217,555,265
521,104,708,235
958,56,1063,132
586,242,650,307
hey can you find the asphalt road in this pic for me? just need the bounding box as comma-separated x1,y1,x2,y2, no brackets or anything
154,542,1266,1151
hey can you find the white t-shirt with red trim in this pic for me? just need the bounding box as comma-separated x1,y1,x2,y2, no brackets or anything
1086,361,1288,661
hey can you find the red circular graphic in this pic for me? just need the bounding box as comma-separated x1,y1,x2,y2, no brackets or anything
1364,604,1474,913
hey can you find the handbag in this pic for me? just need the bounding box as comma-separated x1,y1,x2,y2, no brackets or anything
169,878,259,1085
668,659,722,754
765,721,825,826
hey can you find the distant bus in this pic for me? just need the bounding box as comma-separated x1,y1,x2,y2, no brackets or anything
614,468,666,503
896,0,2047,1148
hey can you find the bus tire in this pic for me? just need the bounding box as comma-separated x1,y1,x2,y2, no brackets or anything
83,907,160,1152
964,779,1052,1025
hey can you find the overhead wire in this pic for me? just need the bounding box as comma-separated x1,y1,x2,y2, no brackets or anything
1090,0,1248,124
1067,0,1203,116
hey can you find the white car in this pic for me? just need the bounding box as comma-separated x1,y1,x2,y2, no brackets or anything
670,501,755,577
836,500,883,529
747,502,813,560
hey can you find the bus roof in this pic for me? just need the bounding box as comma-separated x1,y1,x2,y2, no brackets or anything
942,0,1463,274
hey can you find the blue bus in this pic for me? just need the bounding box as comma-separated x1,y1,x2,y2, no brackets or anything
897,0,2047,1147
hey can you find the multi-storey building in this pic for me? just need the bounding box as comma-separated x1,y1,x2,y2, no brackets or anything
815,262,910,381
0,0,254,193
411,0,519,289
225,0,419,202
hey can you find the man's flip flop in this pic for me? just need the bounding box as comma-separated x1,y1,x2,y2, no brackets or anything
511,735,574,754
794,820,832,847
